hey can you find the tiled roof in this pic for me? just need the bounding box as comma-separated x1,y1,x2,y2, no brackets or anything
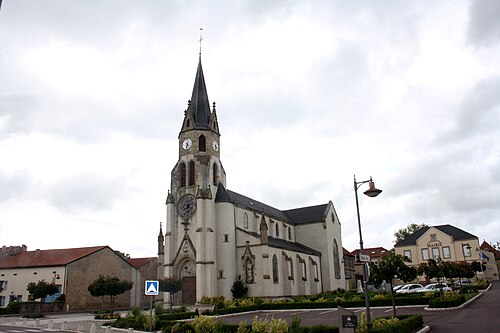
343,247,354,257
0,246,108,269
127,257,157,269
351,247,390,258
480,241,500,260
215,184,328,226
394,224,477,247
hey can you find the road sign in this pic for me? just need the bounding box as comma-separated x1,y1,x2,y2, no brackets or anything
342,315,358,328
359,254,370,262
145,280,159,296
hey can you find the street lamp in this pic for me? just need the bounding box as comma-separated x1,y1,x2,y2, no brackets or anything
354,175,382,331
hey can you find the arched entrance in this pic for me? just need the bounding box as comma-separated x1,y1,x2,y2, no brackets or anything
178,259,196,305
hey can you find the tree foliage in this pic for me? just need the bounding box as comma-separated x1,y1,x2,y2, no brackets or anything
88,275,133,313
26,280,59,301
159,277,183,311
231,275,249,299
394,223,429,243
369,252,417,316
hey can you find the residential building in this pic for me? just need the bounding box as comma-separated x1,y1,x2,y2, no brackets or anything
351,247,390,285
0,245,157,310
342,248,355,290
479,241,500,281
158,56,346,304
394,224,480,267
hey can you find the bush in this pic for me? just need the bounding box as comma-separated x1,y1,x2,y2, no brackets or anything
356,314,423,333
301,325,339,333
22,313,44,318
5,301,21,314
429,294,466,308
231,276,249,299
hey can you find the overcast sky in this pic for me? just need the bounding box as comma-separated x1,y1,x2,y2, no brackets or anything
1,0,499,258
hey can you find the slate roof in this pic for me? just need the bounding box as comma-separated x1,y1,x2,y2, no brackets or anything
0,246,108,269
215,184,328,226
190,56,212,129
394,224,478,247
236,228,321,256
284,204,328,225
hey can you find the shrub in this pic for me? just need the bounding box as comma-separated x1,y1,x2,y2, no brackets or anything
302,325,338,333
192,315,217,333
5,301,21,314
429,294,465,308
231,276,249,299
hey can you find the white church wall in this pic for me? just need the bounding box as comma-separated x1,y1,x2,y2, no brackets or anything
215,201,237,299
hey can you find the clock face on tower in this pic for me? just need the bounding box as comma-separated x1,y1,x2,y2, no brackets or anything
182,139,192,150
212,140,219,151
178,194,197,219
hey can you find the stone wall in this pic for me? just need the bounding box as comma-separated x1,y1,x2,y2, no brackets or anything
65,247,133,311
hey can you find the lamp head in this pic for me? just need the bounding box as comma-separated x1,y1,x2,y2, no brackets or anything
363,178,382,197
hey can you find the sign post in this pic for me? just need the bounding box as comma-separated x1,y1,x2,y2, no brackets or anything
145,280,159,332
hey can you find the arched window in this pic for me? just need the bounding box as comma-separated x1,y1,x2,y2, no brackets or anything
272,254,279,284
212,163,218,185
243,213,249,229
333,239,341,279
179,162,186,187
188,160,195,186
198,135,206,152
275,223,280,238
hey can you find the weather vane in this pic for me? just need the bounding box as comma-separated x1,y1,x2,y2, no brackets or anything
199,28,203,55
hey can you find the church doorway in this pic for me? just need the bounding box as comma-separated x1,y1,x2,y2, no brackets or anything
182,276,196,305
178,259,196,305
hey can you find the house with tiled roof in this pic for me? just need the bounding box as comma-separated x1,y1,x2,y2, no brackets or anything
0,245,157,310
342,248,355,290
158,57,346,304
479,241,500,281
394,224,480,271
351,247,390,285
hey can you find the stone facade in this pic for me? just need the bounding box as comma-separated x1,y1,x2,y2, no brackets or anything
159,57,346,304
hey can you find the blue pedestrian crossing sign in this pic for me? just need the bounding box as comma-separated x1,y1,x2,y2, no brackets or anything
145,280,159,296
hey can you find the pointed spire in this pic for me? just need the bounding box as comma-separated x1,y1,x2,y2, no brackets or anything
190,55,211,128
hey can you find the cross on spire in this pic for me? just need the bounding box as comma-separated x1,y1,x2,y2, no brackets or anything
199,28,203,55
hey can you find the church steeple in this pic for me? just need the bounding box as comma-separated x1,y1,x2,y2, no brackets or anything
190,56,211,128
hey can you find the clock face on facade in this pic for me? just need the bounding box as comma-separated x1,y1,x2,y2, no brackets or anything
212,140,219,151
178,194,197,219
182,139,192,150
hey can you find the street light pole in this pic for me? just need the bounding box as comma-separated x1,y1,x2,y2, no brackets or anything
354,175,382,331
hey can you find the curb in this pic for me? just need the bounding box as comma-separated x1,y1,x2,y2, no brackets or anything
416,325,430,333
424,291,483,311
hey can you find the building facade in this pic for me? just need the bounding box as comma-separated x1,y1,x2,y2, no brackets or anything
158,57,346,304
479,241,500,281
394,224,480,268
0,245,157,310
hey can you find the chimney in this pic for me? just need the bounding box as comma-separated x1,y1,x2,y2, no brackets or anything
35,249,41,257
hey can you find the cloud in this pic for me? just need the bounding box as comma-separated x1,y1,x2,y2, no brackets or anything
0,170,32,202
467,0,500,46
47,173,127,213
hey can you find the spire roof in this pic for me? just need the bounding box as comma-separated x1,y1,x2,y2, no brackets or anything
190,56,211,128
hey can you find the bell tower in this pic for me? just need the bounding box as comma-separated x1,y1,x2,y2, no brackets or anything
164,55,225,303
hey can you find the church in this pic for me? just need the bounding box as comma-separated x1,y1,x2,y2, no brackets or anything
158,56,346,304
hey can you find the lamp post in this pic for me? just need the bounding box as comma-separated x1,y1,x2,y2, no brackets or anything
354,175,382,331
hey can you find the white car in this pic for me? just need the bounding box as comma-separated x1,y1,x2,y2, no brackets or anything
395,283,424,294
416,283,451,293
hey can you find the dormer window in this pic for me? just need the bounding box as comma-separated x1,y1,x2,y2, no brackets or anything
199,135,206,152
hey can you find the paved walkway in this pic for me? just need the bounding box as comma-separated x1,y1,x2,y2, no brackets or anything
422,280,500,333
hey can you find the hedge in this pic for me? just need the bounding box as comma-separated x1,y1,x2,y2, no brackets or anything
370,314,423,333
157,321,339,333
428,295,466,308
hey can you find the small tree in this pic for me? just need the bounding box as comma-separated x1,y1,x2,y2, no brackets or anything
394,223,429,243
231,275,248,299
159,277,183,311
88,275,133,313
27,280,59,301
369,253,417,316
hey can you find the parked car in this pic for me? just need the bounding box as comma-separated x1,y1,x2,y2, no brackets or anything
395,283,424,294
453,280,473,289
416,283,451,293
393,284,406,292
